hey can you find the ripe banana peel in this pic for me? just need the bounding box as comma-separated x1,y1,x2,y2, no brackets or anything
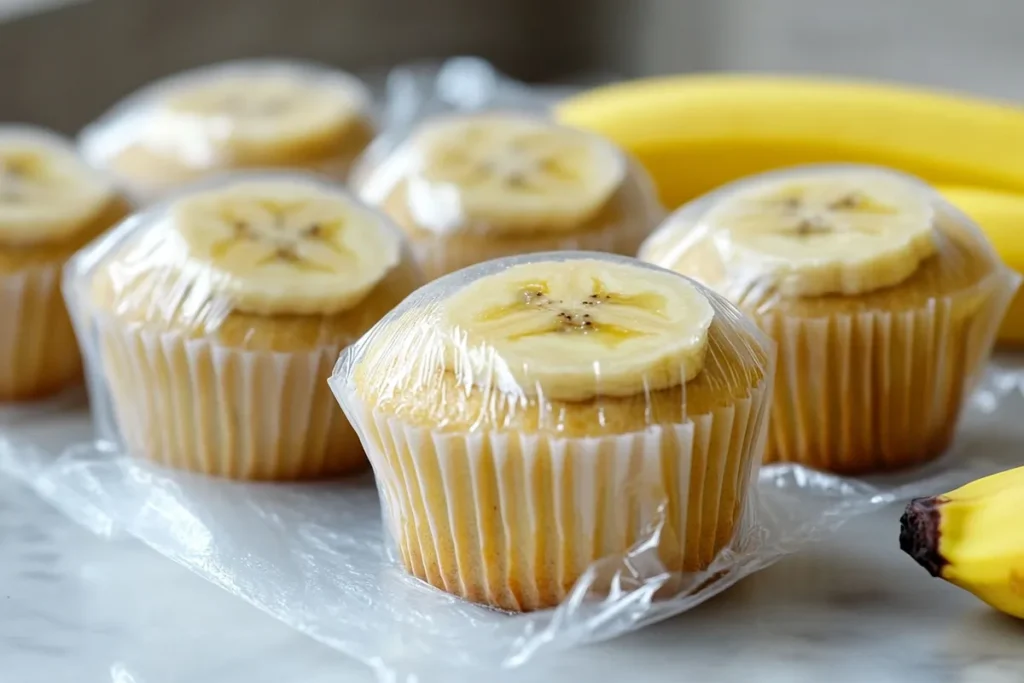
555,74,1024,345
901,467,1024,620
554,74,1024,210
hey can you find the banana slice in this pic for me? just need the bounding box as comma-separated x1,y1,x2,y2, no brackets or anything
441,258,714,401
172,178,401,316
0,127,116,245
702,168,938,297
143,64,370,167
396,114,626,234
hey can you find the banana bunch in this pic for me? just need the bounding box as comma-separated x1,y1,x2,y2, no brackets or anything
555,74,1024,344
554,74,1024,210
901,466,1024,619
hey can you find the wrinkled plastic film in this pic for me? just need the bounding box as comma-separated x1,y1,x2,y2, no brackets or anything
78,59,377,204
0,62,1022,683
350,61,664,280
13,388,1024,683
17,233,862,679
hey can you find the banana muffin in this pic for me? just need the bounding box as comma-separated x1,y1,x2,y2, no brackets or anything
641,164,1017,474
330,253,774,611
69,173,423,479
80,60,375,203
352,112,663,279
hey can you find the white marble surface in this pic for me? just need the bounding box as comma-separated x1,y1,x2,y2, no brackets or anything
2,406,1024,683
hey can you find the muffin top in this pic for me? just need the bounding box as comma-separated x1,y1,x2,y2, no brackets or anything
334,253,771,438
80,60,374,174
353,112,660,241
0,125,128,272
82,173,422,352
640,165,1003,318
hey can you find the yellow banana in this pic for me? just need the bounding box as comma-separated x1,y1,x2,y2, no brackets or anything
901,466,1024,620
554,74,1024,210
937,185,1024,346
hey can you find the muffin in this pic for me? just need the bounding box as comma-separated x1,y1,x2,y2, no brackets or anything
352,113,663,280
0,125,130,400
329,253,773,611
67,173,423,479
640,164,1018,474
79,60,375,204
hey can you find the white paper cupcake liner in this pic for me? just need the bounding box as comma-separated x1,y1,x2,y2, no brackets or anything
760,274,1014,473
0,264,83,400
346,382,769,612
95,315,362,480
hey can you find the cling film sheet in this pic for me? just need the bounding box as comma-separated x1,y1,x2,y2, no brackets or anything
0,59,1024,683
78,59,377,204
8,241,1024,681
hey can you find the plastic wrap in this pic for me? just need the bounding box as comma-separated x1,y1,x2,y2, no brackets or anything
7,243,1023,682
640,164,1020,475
78,59,376,205
350,63,663,280
0,124,131,402
64,170,424,479
17,242,862,680
2,62,1024,683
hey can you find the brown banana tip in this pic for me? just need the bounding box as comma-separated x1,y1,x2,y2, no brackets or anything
899,496,948,577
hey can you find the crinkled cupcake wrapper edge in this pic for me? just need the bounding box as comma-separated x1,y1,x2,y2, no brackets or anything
91,313,364,480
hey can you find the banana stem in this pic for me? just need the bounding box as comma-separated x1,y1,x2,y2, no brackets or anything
900,497,948,577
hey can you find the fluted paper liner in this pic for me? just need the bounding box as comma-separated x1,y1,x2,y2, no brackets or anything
761,272,1015,473
95,315,363,480
0,264,83,400
344,382,770,612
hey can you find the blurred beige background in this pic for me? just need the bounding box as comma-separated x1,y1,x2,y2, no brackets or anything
1,0,1021,133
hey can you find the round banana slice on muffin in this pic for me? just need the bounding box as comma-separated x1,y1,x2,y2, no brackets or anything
73,173,423,480
700,170,938,297
80,60,375,203
442,259,713,401
640,164,1017,474
330,252,773,611
173,179,401,315
353,113,662,279
0,125,130,400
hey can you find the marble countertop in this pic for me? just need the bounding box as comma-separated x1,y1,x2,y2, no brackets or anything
3,412,1024,683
